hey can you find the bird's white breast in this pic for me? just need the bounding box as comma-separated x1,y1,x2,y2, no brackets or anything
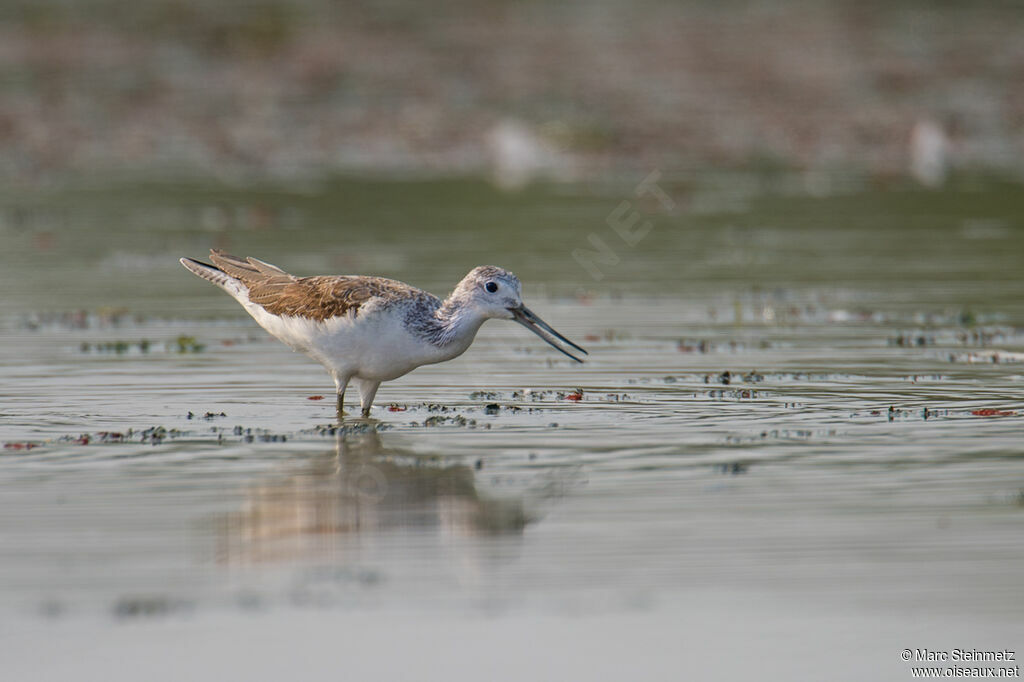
239,296,470,382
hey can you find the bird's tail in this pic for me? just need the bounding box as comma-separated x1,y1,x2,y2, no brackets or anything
179,256,249,300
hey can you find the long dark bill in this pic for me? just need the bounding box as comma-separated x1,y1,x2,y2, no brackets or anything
509,305,588,363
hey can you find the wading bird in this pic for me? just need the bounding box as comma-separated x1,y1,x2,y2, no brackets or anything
180,250,586,418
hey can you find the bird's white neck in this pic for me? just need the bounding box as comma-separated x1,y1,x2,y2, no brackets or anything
404,297,489,362
434,299,488,352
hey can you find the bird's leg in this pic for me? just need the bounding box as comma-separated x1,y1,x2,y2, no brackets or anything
357,380,381,418
334,374,351,422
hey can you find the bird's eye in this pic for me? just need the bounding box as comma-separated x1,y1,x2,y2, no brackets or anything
485,281,498,293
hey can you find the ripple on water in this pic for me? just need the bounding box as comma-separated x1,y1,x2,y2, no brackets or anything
2,180,1024,649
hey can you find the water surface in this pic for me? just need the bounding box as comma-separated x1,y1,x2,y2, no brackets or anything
1,175,1022,680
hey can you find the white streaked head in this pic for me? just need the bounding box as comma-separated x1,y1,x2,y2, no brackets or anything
448,265,588,363
451,265,522,320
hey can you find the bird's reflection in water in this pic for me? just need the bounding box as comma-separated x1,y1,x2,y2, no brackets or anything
216,430,539,568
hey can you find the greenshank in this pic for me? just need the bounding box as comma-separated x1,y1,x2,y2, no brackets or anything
180,250,587,418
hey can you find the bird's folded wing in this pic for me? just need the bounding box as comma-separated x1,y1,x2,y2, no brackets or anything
209,249,429,321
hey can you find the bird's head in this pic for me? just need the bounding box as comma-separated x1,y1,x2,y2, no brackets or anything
451,266,588,362
455,265,523,320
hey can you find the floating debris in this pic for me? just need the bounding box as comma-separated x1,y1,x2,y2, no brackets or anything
889,333,933,347
725,428,841,444
3,442,42,451
5,420,395,452
469,390,502,400
514,389,543,400
424,415,473,427
892,327,1018,349
79,336,205,355
20,309,141,331
113,595,189,620
677,340,710,353
308,422,391,437
173,336,205,353
971,409,1016,417
257,433,288,442
678,339,775,354
947,350,1024,364
187,411,227,420
703,371,732,385
703,389,761,400
142,426,168,444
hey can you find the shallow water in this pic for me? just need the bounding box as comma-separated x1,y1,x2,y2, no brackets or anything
1,175,1023,680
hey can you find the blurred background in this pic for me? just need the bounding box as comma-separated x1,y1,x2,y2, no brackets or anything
2,2,1023,681
2,0,1023,310
1,0,1022,185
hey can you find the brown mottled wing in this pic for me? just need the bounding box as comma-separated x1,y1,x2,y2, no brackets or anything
208,250,427,321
